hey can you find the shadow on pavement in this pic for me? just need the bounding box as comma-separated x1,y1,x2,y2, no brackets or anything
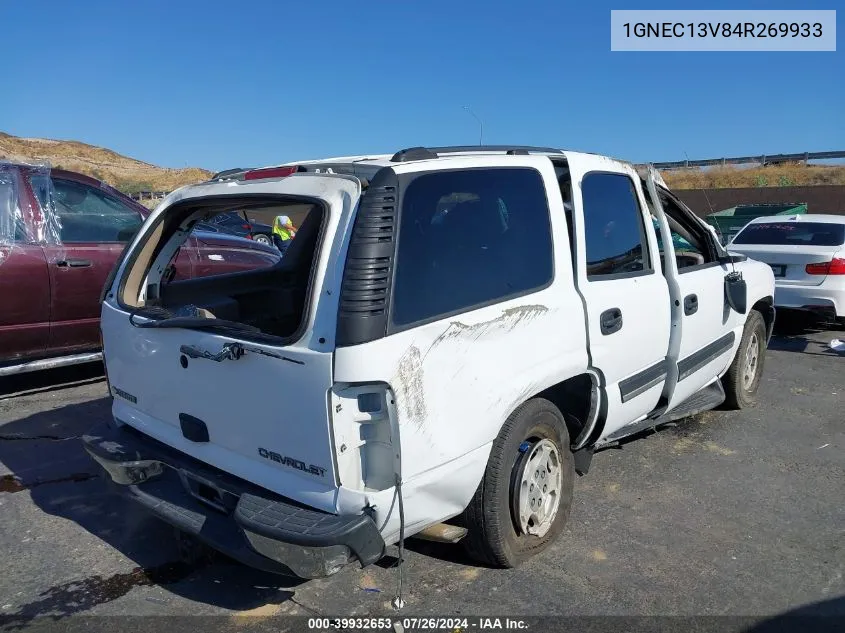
768,311,844,357
0,362,105,400
0,397,305,626
743,595,845,633
400,536,484,569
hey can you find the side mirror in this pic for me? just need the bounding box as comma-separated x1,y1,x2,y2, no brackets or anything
724,272,747,315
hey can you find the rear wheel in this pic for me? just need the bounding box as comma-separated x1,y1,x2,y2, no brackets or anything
722,310,767,409
253,233,272,246
461,398,574,567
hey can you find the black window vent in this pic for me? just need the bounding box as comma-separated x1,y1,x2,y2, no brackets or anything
336,168,399,347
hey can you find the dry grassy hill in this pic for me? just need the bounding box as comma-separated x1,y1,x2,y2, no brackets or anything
661,163,845,189
3,131,843,194
0,132,212,194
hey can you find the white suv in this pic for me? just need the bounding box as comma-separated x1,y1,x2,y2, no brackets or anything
84,146,776,579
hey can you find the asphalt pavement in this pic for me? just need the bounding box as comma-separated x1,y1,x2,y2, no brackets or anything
0,316,843,629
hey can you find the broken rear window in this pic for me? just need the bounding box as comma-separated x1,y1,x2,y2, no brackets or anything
118,198,325,344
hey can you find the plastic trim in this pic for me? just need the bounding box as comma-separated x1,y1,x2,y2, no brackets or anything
677,332,736,381
335,168,399,347
619,359,668,403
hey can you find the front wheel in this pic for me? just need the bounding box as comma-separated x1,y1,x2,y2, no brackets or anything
461,398,574,568
722,310,767,409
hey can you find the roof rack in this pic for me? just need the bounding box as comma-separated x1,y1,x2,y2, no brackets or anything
390,145,564,162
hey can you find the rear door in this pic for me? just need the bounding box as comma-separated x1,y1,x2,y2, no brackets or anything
101,175,359,511
643,171,741,410
566,156,670,438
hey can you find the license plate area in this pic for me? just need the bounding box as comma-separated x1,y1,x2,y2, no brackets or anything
770,264,786,278
178,470,234,514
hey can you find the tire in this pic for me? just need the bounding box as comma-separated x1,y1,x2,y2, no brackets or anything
461,398,574,568
253,233,272,246
722,310,767,410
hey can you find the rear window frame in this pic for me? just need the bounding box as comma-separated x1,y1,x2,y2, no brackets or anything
112,192,329,347
732,221,845,247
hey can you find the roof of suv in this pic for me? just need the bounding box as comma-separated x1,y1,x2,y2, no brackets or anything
208,146,639,185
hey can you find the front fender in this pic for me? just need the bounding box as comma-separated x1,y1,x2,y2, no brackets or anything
737,257,776,339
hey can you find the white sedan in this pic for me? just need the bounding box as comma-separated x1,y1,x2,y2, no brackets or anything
727,214,845,322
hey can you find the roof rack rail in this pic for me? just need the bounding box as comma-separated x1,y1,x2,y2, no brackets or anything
427,145,565,155
389,145,564,162
390,147,439,162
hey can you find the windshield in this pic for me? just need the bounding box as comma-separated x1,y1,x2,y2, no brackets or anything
732,221,845,247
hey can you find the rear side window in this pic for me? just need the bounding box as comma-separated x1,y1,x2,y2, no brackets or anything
732,221,845,247
392,168,553,328
581,173,651,279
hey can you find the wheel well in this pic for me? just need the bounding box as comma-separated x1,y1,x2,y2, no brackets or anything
533,373,597,446
752,296,775,340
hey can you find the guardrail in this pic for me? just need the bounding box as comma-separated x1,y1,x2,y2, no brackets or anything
650,151,845,170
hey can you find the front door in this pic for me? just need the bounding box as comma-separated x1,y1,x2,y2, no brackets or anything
643,170,740,410
43,177,144,353
566,157,671,438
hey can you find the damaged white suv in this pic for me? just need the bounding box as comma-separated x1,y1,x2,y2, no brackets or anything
84,146,776,579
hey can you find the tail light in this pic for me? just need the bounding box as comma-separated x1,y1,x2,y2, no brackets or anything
330,384,397,493
243,166,299,180
805,258,845,275
242,224,251,230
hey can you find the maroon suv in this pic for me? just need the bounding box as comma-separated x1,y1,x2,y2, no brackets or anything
0,163,281,375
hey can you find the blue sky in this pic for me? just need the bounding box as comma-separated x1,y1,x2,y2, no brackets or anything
3,0,843,171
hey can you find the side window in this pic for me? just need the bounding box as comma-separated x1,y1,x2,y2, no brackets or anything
581,173,651,279
52,179,143,243
392,168,553,328
649,193,713,271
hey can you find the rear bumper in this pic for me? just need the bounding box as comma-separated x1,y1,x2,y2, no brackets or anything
82,420,385,578
774,282,844,318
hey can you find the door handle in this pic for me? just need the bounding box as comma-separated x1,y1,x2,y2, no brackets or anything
684,294,699,316
600,308,623,335
56,258,93,268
